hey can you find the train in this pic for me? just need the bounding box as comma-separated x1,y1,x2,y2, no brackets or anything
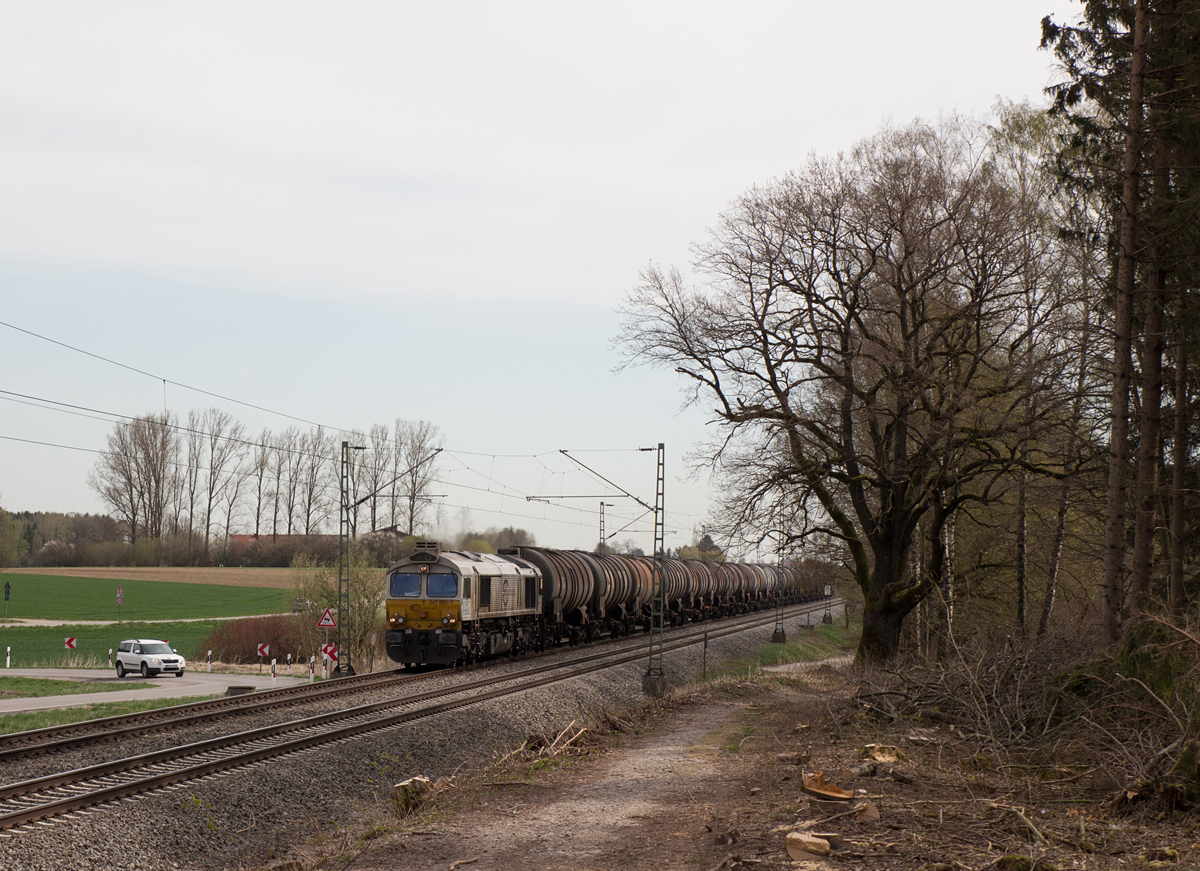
383,541,825,667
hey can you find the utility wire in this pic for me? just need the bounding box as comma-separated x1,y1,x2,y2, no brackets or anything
0,319,329,430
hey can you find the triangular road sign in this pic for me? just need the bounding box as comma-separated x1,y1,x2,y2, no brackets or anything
317,608,337,628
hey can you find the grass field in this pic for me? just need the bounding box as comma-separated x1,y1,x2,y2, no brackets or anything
0,695,220,736
0,574,291,621
0,620,226,667
0,675,155,698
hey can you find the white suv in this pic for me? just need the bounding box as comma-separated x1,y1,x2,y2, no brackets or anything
116,639,186,678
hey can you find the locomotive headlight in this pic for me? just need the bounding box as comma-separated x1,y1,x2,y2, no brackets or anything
441,616,450,625
395,615,404,625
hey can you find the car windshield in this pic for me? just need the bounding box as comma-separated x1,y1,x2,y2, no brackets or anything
142,643,173,655
389,573,423,597
427,574,458,598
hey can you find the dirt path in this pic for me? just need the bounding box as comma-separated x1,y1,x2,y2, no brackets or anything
346,702,751,871
286,666,1200,871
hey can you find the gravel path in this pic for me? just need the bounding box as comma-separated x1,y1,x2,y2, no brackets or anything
0,608,840,870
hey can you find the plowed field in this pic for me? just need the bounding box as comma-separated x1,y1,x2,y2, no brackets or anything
2,567,295,589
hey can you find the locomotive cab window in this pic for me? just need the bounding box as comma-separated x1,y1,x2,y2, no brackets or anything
389,573,423,598
427,573,458,598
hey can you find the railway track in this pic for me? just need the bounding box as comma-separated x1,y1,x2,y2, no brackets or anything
0,599,840,834
0,597,836,762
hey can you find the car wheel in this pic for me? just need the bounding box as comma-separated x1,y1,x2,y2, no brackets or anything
116,662,125,678
140,662,149,678
175,670,184,677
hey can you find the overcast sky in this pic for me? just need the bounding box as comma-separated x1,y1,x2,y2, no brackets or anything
0,1,1079,555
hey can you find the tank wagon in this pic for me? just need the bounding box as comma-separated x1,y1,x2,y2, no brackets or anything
384,541,823,667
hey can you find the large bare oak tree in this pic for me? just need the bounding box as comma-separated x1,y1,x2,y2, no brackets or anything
618,120,1062,664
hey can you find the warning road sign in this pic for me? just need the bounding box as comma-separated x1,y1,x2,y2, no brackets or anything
321,643,338,662
257,643,270,657
317,608,337,628
64,637,76,649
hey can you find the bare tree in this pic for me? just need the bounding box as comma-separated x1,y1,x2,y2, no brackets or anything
618,119,1066,664
394,419,444,536
88,413,179,543
183,410,205,547
249,428,274,538
277,428,302,536
365,423,391,532
199,408,247,556
297,427,333,535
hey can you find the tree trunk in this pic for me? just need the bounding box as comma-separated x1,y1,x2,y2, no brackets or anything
1171,316,1188,614
1101,0,1149,641
1131,262,1165,601
1016,467,1028,635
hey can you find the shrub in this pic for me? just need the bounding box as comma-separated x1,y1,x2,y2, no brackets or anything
198,614,315,665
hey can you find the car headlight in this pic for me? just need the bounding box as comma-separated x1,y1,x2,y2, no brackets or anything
150,658,161,665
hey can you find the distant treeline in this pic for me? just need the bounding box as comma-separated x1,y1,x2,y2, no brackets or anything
0,508,544,570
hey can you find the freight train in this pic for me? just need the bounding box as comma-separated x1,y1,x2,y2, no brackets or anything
384,541,823,667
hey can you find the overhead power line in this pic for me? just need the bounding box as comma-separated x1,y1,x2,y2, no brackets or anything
0,319,331,430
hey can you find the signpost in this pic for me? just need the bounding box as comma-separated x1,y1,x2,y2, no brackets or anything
321,642,338,679
64,636,76,667
116,585,124,624
257,642,269,673
317,609,336,676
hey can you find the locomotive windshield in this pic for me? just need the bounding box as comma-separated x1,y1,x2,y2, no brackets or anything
426,573,458,598
389,573,423,597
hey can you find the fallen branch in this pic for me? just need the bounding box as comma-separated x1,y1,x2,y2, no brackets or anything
546,720,577,755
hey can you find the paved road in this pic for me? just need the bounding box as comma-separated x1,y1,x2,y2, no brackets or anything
0,667,316,715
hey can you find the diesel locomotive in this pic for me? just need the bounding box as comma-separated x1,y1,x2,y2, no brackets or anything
384,541,820,667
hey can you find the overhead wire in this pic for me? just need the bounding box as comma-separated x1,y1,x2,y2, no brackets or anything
2,320,706,541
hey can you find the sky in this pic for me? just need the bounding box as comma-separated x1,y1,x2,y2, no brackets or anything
0,1,1080,555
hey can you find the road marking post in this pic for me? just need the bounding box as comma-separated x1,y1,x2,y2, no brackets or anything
309,655,315,683
108,648,113,668
6,646,9,668
271,658,277,688
207,650,212,673
287,653,292,675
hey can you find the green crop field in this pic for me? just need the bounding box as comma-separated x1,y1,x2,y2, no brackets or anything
0,574,290,621
0,620,226,668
